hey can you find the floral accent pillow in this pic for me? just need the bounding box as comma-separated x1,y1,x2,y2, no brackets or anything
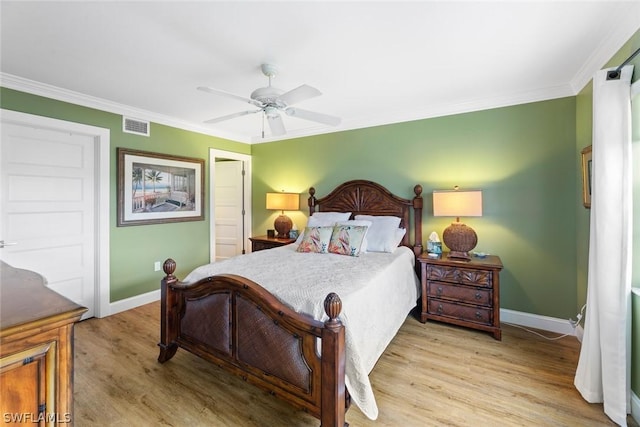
296,226,333,253
328,225,368,257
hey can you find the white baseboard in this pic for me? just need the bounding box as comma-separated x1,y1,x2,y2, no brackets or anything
104,293,577,339
107,289,160,317
500,308,576,336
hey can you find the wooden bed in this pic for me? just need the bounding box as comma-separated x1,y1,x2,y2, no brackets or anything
158,180,423,426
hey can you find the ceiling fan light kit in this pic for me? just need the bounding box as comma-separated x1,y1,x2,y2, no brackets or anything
198,63,341,137
264,106,280,119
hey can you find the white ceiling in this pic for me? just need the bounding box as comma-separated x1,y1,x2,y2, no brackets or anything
1,1,639,144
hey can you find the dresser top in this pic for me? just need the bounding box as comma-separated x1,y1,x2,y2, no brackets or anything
1,261,87,335
418,252,503,270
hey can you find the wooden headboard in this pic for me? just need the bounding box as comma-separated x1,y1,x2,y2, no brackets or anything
307,179,423,255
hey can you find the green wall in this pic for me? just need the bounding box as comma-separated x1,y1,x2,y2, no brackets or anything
0,87,250,301
253,97,577,318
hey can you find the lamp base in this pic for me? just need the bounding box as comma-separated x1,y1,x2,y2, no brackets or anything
442,222,477,261
274,214,293,238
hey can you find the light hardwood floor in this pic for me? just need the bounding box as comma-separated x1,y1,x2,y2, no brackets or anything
74,302,632,426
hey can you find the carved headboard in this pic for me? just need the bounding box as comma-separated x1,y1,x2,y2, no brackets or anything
307,180,423,254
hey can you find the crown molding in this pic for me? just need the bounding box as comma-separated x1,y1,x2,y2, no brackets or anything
570,4,640,93
2,72,577,145
251,83,576,144
0,73,253,144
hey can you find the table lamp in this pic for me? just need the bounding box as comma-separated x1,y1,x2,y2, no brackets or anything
433,187,482,260
266,192,299,238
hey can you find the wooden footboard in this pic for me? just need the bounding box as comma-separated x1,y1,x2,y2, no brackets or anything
158,259,348,427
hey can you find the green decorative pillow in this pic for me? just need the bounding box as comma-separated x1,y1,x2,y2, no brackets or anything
328,225,368,256
296,226,333,253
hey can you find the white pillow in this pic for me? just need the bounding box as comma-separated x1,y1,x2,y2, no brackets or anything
392,227,407,249
311,211,352,222
295,212,353,245
336,219,373,252
354,215,402,252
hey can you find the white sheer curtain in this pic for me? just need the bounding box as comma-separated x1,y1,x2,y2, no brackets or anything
574,65,634,426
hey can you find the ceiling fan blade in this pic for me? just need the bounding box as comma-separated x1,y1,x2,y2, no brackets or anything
278,84,322,106
266,114,286,136
204,109,261,124
285,107,341,126
198,86,263,108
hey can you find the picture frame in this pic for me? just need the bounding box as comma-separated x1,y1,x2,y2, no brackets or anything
581,145,592,209
117,148,204,226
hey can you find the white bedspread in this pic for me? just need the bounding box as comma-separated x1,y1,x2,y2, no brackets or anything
183,244,420,420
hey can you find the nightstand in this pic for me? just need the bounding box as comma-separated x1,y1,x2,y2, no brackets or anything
249,235,296,252
417,252,503,340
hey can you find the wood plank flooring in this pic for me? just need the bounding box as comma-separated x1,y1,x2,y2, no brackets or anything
74,302,632,426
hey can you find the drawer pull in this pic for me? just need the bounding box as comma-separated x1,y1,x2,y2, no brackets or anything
437,304,443,314
437,287,443,295
475,311,482,319
475,292,482,300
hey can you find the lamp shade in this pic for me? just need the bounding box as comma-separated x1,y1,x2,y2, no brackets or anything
266,192,299,211
433,189,482,260
433,190,482,218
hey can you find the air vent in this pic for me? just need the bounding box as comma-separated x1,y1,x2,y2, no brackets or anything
122,117,150,137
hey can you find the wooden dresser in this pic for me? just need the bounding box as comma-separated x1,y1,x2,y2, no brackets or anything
417,252,503,340
1,262,87,425
249,235,296,252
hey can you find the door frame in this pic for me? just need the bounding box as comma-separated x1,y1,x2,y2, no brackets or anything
0,109,111,318
209,149,251,263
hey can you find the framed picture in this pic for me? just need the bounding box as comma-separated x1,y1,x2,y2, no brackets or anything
581,145,592,209
117,148,204,226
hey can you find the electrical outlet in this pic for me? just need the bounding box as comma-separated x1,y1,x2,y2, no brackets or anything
569,309,584,329
154,261,161,271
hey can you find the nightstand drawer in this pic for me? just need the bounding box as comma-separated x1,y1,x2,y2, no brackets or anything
252,240,276,251
427,281,492,306
428,299,492,326
426,264,493,287
250,236,296,252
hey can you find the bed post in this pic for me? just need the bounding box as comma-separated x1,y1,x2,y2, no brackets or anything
158,258,179,363
320,293,347,427
412,184,423,256
308,186,317,215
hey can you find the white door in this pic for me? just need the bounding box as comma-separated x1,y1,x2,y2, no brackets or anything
214,160,245,261
209,149,251,264
1,122,96,318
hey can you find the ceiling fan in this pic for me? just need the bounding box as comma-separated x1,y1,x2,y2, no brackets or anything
198,64,341,137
